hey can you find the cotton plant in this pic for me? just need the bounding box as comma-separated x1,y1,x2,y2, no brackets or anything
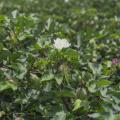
53,38,71,50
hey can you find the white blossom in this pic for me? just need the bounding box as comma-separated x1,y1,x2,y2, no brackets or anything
53,38,71,50
64,0,69,3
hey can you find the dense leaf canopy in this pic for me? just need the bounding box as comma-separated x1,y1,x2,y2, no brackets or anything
0,0,120,120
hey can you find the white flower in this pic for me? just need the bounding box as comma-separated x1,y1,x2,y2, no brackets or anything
53,38,71,50
65,0,69,3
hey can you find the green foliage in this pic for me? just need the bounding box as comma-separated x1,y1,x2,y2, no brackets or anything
0,0,120,120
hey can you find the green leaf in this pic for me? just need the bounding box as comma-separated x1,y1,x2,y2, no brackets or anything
72,99,82,111
63,48,79,63
0,15,5,23
51,111,66,120
88,113,100,118
55,75,63,85
41,73,54,82
88,63,96,75
114,114,120,120
45,18,52,30
96,80,112,87
0,81,17,91
57,90,75,97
